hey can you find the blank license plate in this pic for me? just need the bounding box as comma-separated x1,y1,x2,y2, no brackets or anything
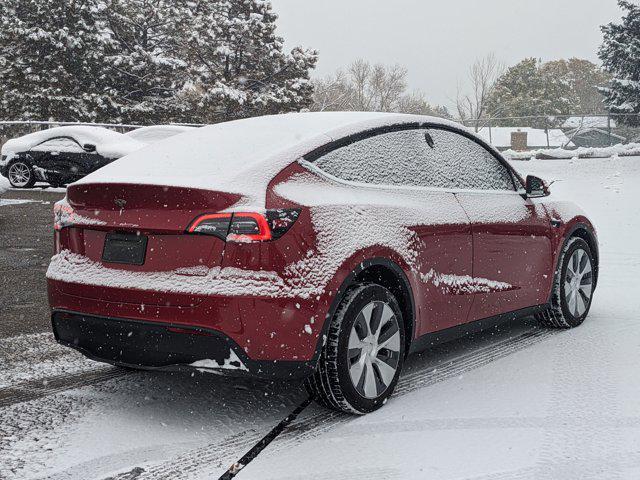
102,233,148,265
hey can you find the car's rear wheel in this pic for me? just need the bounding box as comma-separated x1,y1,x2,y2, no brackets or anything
538,237,595,328
306,283,405,414
7,160,36,188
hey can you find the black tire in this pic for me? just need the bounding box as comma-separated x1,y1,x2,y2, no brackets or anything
537,237,596,329
6,160,36,188
305,283,406,415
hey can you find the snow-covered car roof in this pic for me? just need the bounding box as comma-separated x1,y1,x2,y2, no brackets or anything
76,112,465,207
124,125,198,144
1,126,145,159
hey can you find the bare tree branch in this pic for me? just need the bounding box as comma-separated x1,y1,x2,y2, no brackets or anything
311,59,447,117
456,53,504,131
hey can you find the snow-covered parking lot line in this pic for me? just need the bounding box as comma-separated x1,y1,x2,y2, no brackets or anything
0,198,37,206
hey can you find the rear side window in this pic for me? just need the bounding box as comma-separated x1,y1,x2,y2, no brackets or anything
314,129,451,189
313,127,515,191
31,137,84,153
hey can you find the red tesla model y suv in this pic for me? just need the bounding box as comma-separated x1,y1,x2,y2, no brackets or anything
47,112,598,414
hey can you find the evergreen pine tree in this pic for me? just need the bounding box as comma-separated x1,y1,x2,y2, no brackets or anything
178,0,318,123
98,0,188,124
599,0,640,125
0,0,109,121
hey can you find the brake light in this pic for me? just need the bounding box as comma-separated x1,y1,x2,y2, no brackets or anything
228,212,272,241
187,213,232,240
188,209,300,242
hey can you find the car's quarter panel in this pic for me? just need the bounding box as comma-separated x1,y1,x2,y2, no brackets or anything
455,192,554,320
268,162,474,340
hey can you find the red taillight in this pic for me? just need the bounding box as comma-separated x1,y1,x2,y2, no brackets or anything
228,212,272,242
187,209,300,242
187,213,232,239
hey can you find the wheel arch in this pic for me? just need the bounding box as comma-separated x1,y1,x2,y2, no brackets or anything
310,257,416,368
564,222,599,289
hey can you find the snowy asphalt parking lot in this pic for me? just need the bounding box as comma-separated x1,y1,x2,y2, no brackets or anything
1,157,640,479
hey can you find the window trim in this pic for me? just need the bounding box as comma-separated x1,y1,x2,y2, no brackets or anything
303,122,525,193
31,136,84,151
300,158,523,197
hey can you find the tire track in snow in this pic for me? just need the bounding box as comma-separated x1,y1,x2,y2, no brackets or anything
264,329,557,454
36,326,554,480
531,323,628,479
0,332,106,390
188,330,557,480
0,367,130,408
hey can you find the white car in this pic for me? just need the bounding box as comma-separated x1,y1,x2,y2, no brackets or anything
124,125,197,144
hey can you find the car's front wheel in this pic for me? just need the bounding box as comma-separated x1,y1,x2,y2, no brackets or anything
7,160,36,188
538,237,595,328
306,283,405,414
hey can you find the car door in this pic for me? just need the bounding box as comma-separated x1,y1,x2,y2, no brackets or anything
425,127,554,321
311,127,474,336
30,137,92,181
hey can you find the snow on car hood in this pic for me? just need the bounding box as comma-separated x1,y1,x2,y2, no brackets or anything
75,112,464,209
0,126,145,160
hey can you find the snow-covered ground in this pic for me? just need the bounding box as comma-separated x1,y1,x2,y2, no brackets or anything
0,174,66,195
1,156,639,479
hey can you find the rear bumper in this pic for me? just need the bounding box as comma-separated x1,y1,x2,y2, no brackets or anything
52,310,315,380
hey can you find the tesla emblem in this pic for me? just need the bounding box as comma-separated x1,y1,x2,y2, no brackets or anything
114,199,127,209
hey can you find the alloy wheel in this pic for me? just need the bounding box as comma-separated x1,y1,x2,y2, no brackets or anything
348,301,401,399
8,162,32,188
564,248,593,318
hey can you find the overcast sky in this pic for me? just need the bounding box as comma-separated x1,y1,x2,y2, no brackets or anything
270,0,624,110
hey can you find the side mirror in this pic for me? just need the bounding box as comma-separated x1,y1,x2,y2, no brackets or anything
83,143,97,153
525,175,550,198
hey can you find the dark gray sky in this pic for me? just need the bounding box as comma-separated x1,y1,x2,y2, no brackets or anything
270,0,623,109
